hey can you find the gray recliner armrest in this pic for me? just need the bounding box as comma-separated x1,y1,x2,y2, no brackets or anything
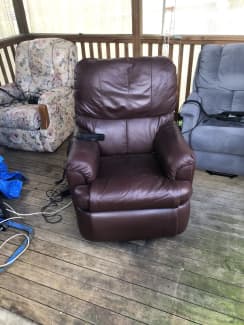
180,93,205,143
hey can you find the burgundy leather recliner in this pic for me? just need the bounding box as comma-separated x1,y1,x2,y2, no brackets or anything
66,57,195,241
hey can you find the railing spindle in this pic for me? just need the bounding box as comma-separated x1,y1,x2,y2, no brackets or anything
148,42,152,56
168,43,174,60
89,42,94,58
185,44,195,99
158,41,163,56
115,42,120,58
80,42,86,59
97,42,102,59
124,42,129,58
177,43,184,111
106,42,111,59
0,52,9,84
4,47,15,81
10,45,16,59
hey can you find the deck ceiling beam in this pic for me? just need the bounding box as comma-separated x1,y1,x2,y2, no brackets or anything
12,0,29,34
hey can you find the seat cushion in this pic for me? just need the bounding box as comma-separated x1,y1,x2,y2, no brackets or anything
90,154,192,212
0,104,41,130
191,119,244,156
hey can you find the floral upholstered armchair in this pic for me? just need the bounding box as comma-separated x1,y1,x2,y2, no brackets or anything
0,38,77,152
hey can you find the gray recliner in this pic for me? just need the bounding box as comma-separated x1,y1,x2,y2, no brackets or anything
181,43,244,176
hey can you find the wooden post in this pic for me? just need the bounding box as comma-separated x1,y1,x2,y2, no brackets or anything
132,0,142,57
12,0,29,34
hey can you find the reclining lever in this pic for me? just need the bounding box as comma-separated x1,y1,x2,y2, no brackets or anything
75,133,105,142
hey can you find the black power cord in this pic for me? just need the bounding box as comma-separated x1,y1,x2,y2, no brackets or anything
41,182,70,224
0,87,39,106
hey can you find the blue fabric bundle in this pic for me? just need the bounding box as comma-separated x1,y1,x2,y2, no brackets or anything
0,156,25,199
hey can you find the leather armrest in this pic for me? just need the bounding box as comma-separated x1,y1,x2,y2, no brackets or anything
66,138,100,189
155,122,195,181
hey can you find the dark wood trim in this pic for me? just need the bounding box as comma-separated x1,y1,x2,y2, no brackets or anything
0,35,26,48
141,34,244,44
25,33,133,42
132,0,142,57
39,104,50,129
12,0,29,34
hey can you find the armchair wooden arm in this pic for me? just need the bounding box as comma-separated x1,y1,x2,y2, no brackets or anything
38,104,50,129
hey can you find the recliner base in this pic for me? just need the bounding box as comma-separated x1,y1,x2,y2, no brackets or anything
74,201,190,241
195,150,244,176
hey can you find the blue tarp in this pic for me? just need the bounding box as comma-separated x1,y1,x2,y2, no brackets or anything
0,156,25,199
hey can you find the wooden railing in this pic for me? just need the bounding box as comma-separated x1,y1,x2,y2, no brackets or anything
0,35,25,85
1,33,244,108
141,35,244,105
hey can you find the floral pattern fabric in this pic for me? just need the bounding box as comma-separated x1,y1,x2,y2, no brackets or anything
0,83,24,106
0,38,78,152
0,103,41,130
0,87,75,152
15,38,77,94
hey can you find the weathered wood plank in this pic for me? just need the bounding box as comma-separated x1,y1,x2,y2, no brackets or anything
0,272,141,325
1,243,243,324
18,212,243,286
0,289,85,325
2,256,194,324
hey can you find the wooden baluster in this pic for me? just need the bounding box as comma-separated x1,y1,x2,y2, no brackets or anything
98,42,102,59
185,44,195,99
106,42,111,59
158,41,163,56
80,42,86,59
115,42,120,58
168,43,174,60
124,42,129,58
4,47,15,81
10,45,16,60
177,43,184,112
0,52,9,84
148,42,153,56
89,42,94,58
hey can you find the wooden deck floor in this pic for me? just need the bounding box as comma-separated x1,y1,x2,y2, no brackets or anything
0,142,243,325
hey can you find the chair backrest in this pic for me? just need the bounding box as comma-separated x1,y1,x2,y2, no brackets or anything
193,43,244,115
15,38,77,94
75,57,177,155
